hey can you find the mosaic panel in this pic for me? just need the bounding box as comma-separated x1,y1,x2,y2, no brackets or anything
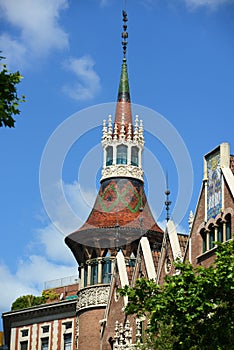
207,150,222,220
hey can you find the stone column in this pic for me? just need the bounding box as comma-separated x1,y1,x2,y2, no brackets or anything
87,263,91,286
223,221,227,242
206,231,210,251
214,225,218,246
80,264,84,289
98,258,102,284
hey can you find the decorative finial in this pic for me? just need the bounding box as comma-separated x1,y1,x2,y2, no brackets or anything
165,172,171,222
188,210,194,230
122,10,128,58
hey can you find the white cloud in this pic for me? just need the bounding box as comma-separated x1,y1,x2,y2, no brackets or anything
16,255,77,289
63,55,101,101
0,0,69,67
0,33,27,68
0,257,77,315
36,223,77,265
40,180,96,236
0,263,39,313
181,0,234,10
0,180,95,316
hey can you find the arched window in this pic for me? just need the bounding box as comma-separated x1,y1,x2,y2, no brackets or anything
226,214,232,240
217,220,223,242
117,145,128,165
209,225,215,249
131,146,139,166
106,146,113,166
201,229,207,253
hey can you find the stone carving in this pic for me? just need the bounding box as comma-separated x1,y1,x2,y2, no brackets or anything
76,285,110,312
101,165,144,182
113,320,143,349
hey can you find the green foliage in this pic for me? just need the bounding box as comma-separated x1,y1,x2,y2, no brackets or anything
120,240,234,349
11,295,43,311
0,55,25,128
11,289,59,311
42,289,59,302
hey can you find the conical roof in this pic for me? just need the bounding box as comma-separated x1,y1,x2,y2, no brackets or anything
115,58,132,129
65,178,163,263
65,10,163,264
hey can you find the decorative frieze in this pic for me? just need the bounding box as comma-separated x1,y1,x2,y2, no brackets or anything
101,164,144,182
76,285,110,312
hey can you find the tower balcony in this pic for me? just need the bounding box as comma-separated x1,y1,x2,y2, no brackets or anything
76,284,110,312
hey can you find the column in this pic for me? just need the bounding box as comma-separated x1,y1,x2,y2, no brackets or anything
223,221,227,242
113,145,117,165
98,259,102,284
127,145,131,165
206,231,210,251
87,263,91,286
214,225,218,246
80,264,84,289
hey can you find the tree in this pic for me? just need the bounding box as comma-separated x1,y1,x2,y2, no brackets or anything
120,239,234,349
11,295,43,311
11,289,59,311
0,55,25,128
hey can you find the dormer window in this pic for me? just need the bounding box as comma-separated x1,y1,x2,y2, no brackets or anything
117,144,127,165
131,146,139,166
106,146,113,166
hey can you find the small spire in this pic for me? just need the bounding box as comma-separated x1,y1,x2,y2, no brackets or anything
122,10,128,59
188,210,194,230
113,123,118,140
165,172,171,222
102,119,107,141
115,9,132,128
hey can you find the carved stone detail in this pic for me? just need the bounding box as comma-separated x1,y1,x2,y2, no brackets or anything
76,285,110,312
113,319,143,349
101,165,144,182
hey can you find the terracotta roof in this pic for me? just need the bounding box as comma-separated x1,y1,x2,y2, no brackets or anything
114,58,133,133
65,178,163,263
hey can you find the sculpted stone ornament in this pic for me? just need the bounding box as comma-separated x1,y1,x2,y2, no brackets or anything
101,164,144,182
76,285,110,312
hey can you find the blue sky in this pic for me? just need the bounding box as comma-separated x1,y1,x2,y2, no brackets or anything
0,0,234,327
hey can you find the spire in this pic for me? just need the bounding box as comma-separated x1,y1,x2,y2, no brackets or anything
100,8,144,183
165,172,172,222
115,9,132,127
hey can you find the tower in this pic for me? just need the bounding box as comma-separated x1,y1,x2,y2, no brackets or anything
65,10,163,350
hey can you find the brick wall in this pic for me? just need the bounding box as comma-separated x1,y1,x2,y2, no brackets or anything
78,308,106,350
